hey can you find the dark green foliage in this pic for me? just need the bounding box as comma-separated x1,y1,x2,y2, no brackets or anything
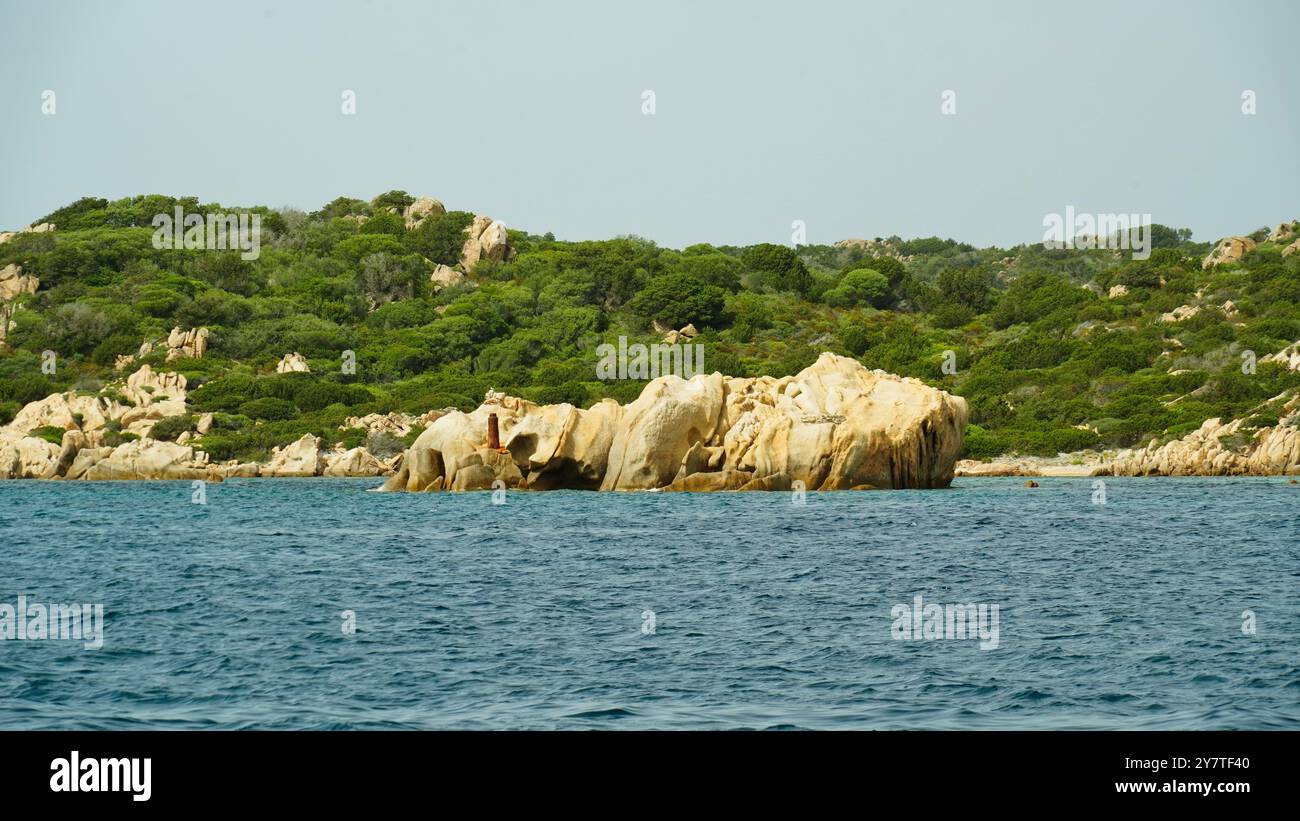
4,192,1298,463
742,244,811,294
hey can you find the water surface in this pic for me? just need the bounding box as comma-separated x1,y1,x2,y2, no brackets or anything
1,477,1297,729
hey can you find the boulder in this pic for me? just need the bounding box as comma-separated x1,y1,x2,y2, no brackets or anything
119,399,188,436
459,215,514,270
195,412,215,435
123,364,187,406
0,437,61,479
261,434,324,477
81,439,220,481
0,263,38,301
601,372,726,490
1283,238,1300,258
402,196,445,229
323,447,387,477
1098,410,1300,476
379,353,968,492
1160,304,1200,323
1268,220,1299,242
430,264,465,290
165,326,209,361
1202,236,1256,268
1,392,123,443
275,352,310,373
664,469,753,492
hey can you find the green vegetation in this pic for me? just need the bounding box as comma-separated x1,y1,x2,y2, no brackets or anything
3,191,1298,460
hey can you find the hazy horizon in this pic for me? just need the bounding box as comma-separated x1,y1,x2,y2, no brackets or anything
2,0,1297,248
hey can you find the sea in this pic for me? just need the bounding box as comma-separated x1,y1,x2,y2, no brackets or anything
1,476,1296,729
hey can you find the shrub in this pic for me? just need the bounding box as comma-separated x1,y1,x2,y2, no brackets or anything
238,397,298,421
28,425,67,445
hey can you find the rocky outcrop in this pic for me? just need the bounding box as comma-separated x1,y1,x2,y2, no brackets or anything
459,215,514,271
0,263,38,301
261,434,324,477
430,264,465,291
1202,236,1256,268
0,437,61,479
275,352,310,373
0,222,55,245
1262,341,1300,371
402,196,445,229
323,447,387,477
1,392,123,442
342,410,445,438
1283,238,1300,258
1098,412,1300,477
381,353,969,492
1268,220,1298,242
1160,304,1200,323
123,364,187,406
0,263,38,349
165,326,209,361
79,439,221,481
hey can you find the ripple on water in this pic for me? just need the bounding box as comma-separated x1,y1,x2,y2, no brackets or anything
0,476,1297,729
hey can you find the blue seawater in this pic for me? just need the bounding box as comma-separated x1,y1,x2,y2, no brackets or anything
0,476,1297,729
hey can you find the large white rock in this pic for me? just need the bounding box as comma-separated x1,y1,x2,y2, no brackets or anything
261,434,324,477
381,353,969,492
123,364,187,406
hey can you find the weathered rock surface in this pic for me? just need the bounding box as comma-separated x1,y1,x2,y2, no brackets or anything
0,222,55,245
1202,236,1256,268
0,263,39,301
0,437,61,478
323,446,387,477
402,196,445,229
459,215,514,271
166,326,209,361
80,439,221,481
123,364,187,406
1097,407,1300,477
1268,220,1299,242
261,434,324,477
382,353,969,492
1262,340,1300,371
275,352,310,373
430,263,465,291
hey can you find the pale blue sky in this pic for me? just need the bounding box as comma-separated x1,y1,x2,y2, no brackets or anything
1,0,1296,248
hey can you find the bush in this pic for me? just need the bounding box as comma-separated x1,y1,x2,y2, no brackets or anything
28,425,68,445
825,268,890,308
628,273,728,329
238,397,298,421
742,244,811,294
147,414,195,441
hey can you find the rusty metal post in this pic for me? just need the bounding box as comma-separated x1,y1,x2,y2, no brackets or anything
487,413,500,449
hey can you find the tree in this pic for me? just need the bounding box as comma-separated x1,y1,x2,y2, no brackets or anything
825,268,890,308
358,253,426,307
742,243,811,294
408,211,474,267
628,273,727,329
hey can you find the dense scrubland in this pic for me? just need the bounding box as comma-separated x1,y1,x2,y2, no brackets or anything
2,192,1297,463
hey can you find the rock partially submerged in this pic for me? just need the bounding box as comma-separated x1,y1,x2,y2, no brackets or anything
381,353,969,492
